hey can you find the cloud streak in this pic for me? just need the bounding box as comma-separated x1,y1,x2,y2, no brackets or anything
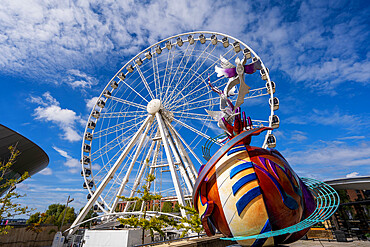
53,146,81,174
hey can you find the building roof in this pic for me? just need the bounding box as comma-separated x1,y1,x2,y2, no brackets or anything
324,176,370,190
0,124,49,194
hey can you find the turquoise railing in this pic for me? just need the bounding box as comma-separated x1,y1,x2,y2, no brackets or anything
221,177,340,241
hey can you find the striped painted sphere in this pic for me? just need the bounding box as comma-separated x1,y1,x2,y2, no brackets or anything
194,138,316,246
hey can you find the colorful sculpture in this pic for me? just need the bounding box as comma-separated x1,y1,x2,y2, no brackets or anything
192,54,338,246
193,127,316,246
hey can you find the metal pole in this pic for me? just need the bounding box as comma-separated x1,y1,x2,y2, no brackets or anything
61,196,74,230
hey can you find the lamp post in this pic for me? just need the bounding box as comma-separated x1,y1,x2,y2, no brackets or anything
60,195,74,230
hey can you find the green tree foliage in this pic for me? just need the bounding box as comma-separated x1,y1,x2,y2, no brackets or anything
0,146,31,234
117,174,177,244
27,204,76,229
173,203,180,213
161,201,173,213
176,205,203,237
80,208,98,228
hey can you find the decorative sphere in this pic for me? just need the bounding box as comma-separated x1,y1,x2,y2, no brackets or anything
193,130,316,246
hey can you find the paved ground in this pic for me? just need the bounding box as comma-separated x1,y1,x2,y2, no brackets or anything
153,235,370,247
283,240,370,247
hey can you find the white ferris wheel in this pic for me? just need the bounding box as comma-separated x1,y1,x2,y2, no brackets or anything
69,31,279,234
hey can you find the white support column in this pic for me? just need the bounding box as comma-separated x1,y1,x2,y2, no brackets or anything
163,122,193,193
110,120,154,213
124,140,155,212
155,112,187,217
68,115,153,235
166,120,200,179
165,119,197,184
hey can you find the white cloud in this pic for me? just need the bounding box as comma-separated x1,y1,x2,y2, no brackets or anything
66,69,98,89
39,167,53,175
346,172,359,178
338,136,365,140
285,141,370,179
53,146,81,174
85,97,99,110
285,108,365,129
290,130,308,142
0,0,366,93
30,92,82,142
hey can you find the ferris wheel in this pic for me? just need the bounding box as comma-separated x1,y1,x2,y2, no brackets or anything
69,31,279,234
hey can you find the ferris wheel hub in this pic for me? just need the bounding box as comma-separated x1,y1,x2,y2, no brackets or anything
147,99,162,114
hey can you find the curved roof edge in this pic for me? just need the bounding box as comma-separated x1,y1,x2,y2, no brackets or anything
324,176,370,190
0,124,49,178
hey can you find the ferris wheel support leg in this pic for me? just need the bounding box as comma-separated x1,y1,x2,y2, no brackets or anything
166,121,202,177
68,115,153,235
140,141,161,213
162,121,194,194
111,118,154,213
124,140,156,212
155,112,187,218
165,119,198,184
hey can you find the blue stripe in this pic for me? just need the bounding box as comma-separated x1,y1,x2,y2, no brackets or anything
250,220,272,247
230,162,253,179
236,186,261,216
232,173,257,195
227,145,247,155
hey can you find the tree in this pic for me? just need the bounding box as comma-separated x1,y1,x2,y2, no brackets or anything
161,201,173,213
117,174,177,244
0,146,31,234
27,204,76,229
173,203,180,213
176,205,203,237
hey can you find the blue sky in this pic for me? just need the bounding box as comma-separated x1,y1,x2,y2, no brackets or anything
1,0,369,215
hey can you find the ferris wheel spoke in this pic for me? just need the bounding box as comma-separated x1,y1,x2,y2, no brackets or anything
118,77,149,103
171,49,236,104
93,134,139,180
91,124,140,160
152,51,161,99
174,74,229,108
93,117,145,141
135,65,155,100
165,119,204,166
164,43,214,105
159,45,174,101
172,117,215,144
170,96,219,111
94,148,135,185
165,45,197,103
163,47,176,95
162,43,193,101
99,110,146,119
172,111,215,122
110,96,147,110
167,46,235,105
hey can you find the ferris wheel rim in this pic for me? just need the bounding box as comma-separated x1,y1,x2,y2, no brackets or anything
79,31,277,216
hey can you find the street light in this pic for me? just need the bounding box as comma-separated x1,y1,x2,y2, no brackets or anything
60,195,74,230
